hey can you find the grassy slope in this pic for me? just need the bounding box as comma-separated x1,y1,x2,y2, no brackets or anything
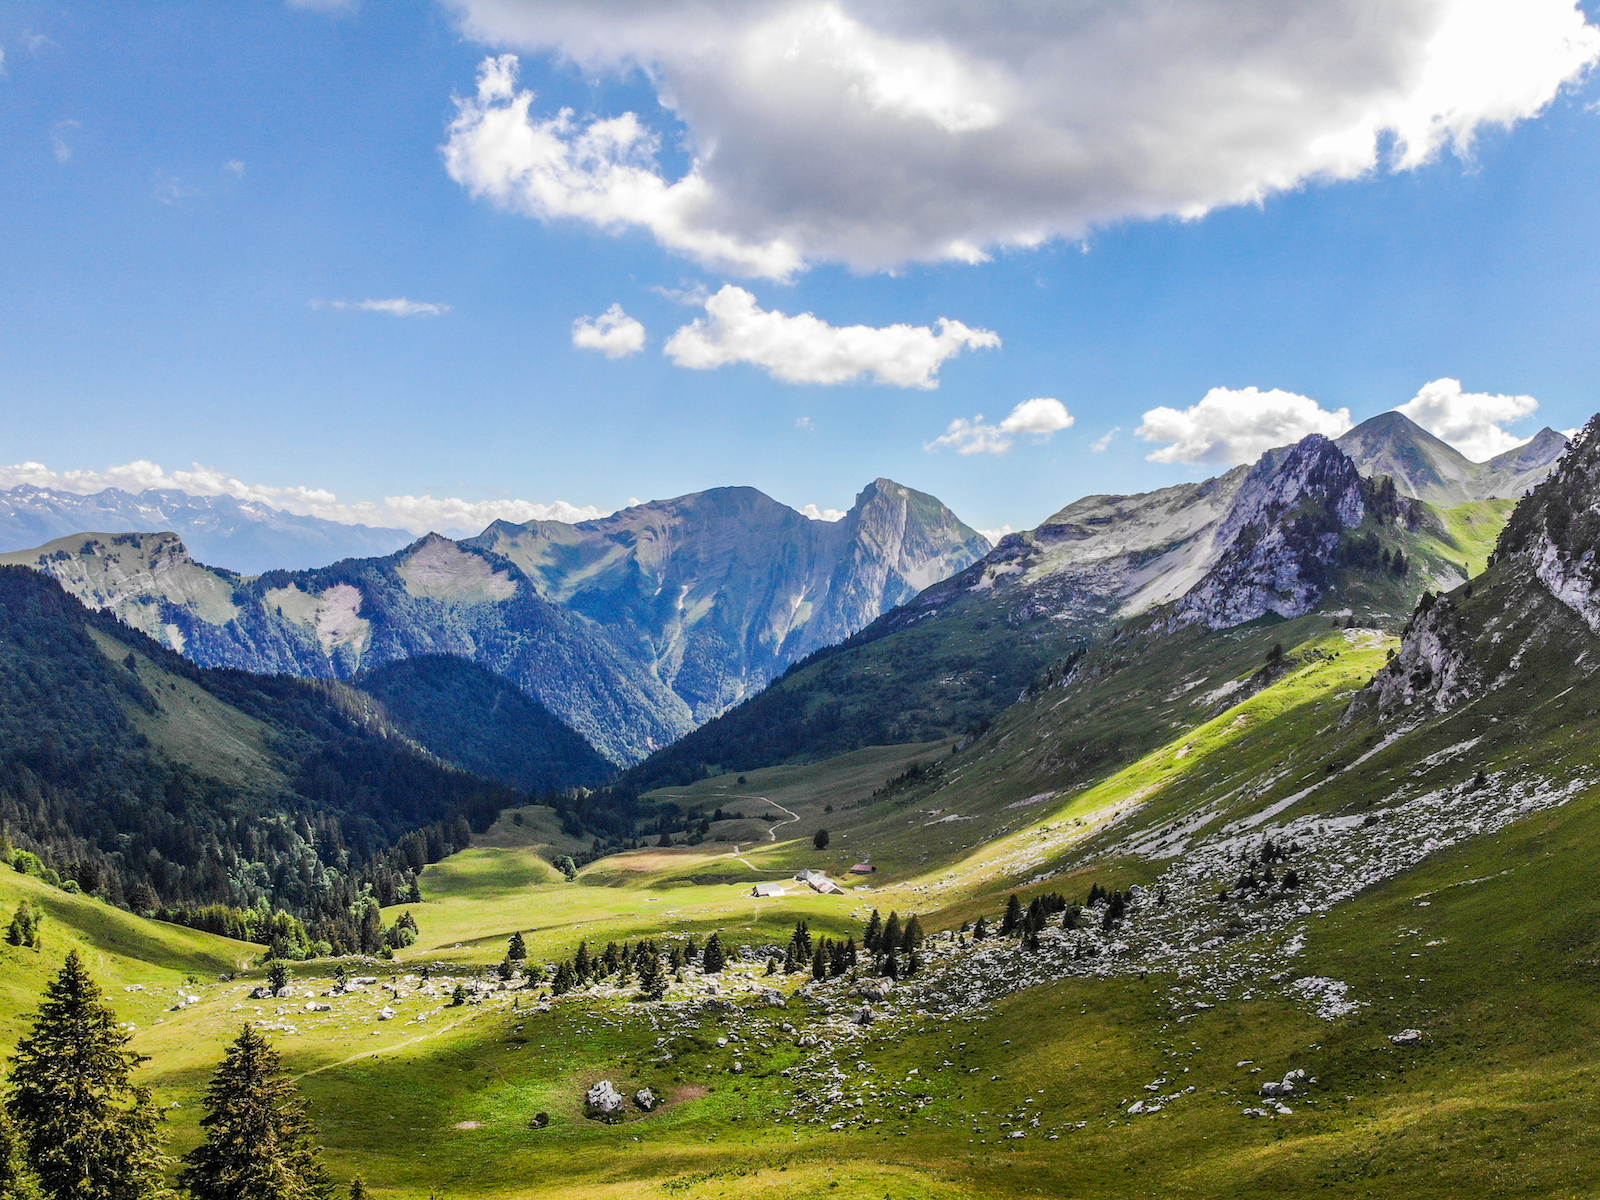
25,499,1600,1197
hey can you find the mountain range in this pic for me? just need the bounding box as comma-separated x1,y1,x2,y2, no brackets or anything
1333,412,1567,506
0,485,414,574
0,478,987,764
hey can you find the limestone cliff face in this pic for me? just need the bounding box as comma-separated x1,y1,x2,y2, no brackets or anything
1498,416,1600,634
1363,593,1482,718
3,481,988,764
464,479,990,723
1174,435,1367,629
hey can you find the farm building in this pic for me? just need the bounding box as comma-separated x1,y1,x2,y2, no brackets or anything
750,881,787,898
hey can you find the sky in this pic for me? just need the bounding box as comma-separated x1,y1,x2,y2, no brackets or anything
3,0,1600,541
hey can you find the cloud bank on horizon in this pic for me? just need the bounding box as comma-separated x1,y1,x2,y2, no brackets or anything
0,460,860,537
444,0,1600,277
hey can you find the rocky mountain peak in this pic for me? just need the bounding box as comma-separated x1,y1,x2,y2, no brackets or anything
1174,433,1366,629
1496,415,1600,631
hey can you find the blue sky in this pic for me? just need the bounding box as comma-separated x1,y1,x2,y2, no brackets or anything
3,1,1600,539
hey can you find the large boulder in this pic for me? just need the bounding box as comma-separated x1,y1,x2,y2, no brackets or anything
585,1080,626,1120
852,1005,876,1026
1390,1028,1424,1046
758,988,786,1008
634,1088,658,1112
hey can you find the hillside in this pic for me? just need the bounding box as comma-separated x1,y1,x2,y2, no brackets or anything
0,479,987,764
25,413,1600,1200
0,565,520,931
354,655,611,792
614,434,1509,791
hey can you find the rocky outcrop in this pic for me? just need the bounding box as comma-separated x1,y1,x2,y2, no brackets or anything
1175,435,1366,629
1363,593,1482,717
585,1080,625,1120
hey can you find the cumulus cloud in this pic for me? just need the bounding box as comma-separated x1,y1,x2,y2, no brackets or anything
977,525,1014,546
1394,377,1539,461
313,298,450,317
929,397,1073,455
1138,387,1353,465
444,2,1600,276
0,460,609,537
663,285,997,387
1090,427,1121,452
799,503,847,521
572,303,646,357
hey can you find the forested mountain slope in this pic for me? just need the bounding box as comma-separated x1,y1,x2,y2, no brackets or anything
0,566,520,936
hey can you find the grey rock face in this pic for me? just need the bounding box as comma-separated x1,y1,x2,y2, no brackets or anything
1175,435,1367,630
634,1088,658,1111
1364,594,1481,717
585,1080,625,1119
464,479,990,724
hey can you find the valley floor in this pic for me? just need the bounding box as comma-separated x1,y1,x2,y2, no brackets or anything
6,617,1600,1198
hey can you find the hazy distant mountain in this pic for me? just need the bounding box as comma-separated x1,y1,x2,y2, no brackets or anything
1334,412,1566,506
0,486,413,574
0,479,988,763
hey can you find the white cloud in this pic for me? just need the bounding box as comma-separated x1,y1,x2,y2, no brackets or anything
313,298,450,317
977,525,1014,546
1394,377,1538,461
663,285,997,387
1090,427,1121,452
795,416,814,431
571,303,646,357
1563,427,1581,440
443,55,801,278
929,397,1073,455
445,3,1600,277
1138,387,1353,465
799,503,847,521
0,460,610,537
223,160,245,178
50,119,77,164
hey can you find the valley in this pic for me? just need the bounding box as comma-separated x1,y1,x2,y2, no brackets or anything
0,415,1593,1199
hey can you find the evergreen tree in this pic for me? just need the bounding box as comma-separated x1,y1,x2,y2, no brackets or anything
1001,894,1023,936
450,983,467,1006
863,910,883,953
765,957,777,976
811,947,826,981
701,932,726,974
882,912,902,954
883,951,900,980
180,1024,333,1200
496,958,514,982
636,954,666,1001
973,916,988,941
507,932,527,961
6,951,169,1200
906,950,922,977
782,945,798,974
901,915,924,952
267,961,291,994
5,902,39,949
844,936,858,970
813,829,829,850
573,941,592,982
349,1179,369,1200
0,1110,24,1200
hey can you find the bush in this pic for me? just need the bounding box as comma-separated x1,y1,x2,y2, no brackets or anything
813,829,830,850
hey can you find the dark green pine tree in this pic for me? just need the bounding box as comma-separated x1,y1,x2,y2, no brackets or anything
1001,894,1023,936
701,932,726,974
6,950,170,1200
811,946,826,981
973,916,988,941
882,912,902,953
180,1024,333,1200
637,953,667,1001
348,1178,369,1200
0,1109,24,1200
507,932,527,961
901,915,924,952
863,910,883,953
573,941,592,982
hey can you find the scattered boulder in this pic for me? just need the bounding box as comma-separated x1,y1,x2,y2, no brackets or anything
1260,1080,1294,1098
634,1088,658,1112
303,1001,331,1012
1390,1028,1424,1046
275,986,295,999
585,1080,626,1121
248,987,273,1000
858,980,894,1003
377,1007,396,1021
852,1005,876,1026
732,1061,743,1074
758,989,786,1008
